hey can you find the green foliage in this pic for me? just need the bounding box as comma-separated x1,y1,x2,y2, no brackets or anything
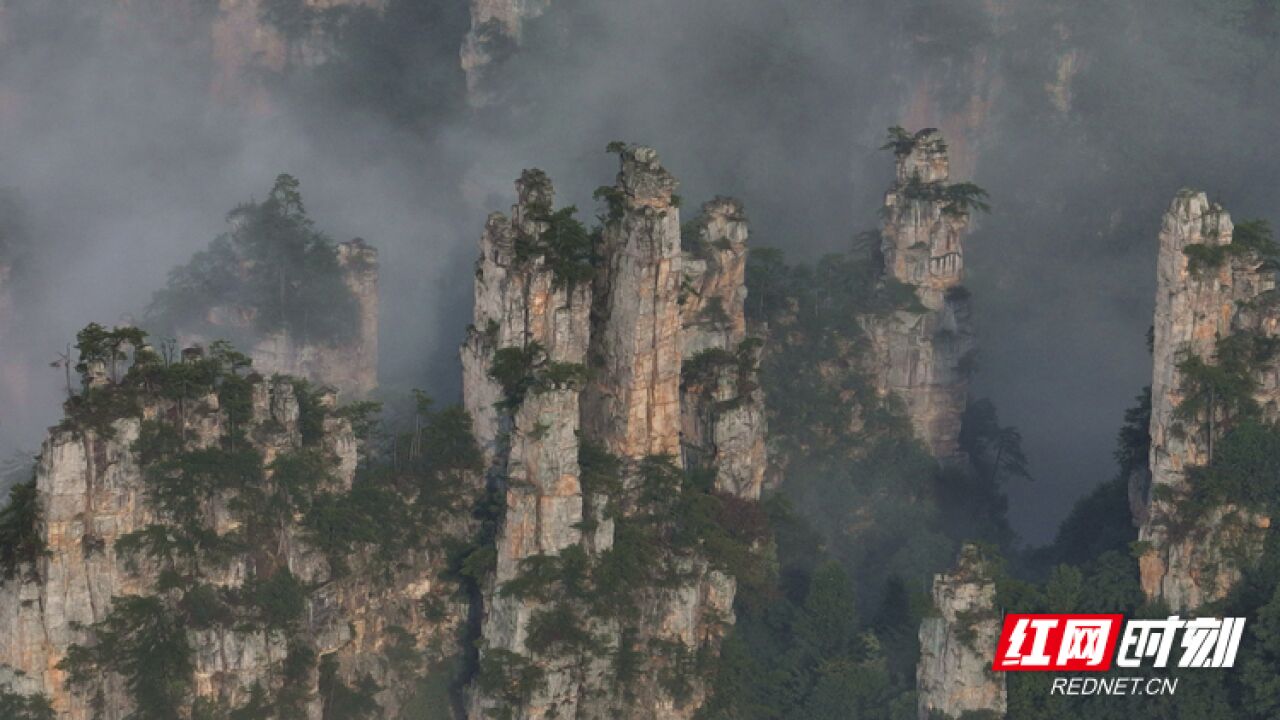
318,653,381,720
1183,219,1278,276
476,648,545,719
60,596,194,720
524,604,597,657
1115,387,1152,474
1188,419,1280,511
880,125,919,157
247,568,307,629
592,184,626,224
148,174,359,345
335,399,382,441
897,173,991,216
291,379,329,446
304,475,419,576
699,556,915,719
960,398,1031,484
488,342,545,409
0,687,55,720
0,476,45,579
516,205,595,289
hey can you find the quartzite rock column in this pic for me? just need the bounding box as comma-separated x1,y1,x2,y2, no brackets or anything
1138,190,1274,610
867,128,974,461
916,544,1006,720
583,146,684,462
679,197,766,498
462,170,594,719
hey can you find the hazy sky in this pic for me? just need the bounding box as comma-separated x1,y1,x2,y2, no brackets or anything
2,0,1277,544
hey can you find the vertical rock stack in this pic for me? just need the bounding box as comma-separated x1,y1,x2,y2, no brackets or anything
916,543,1006,720
583,146,685,462
465,148,765,719
867,128,974,461
1137,190,1275,611
461,169,594,719
679,197,766,498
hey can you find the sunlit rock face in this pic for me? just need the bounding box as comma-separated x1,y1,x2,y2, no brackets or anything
464,149,765,720
461,0,551,106
0,366,463,719
916,544,1006,720
460,169,594,719
865,129,974,462
582,146,685,462
1137,190,1274,611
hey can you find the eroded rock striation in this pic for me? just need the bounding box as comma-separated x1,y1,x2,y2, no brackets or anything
1136,190,1275,611
865,129,975,461
464,147,766,719
916,543,1006,720
460,169,594,719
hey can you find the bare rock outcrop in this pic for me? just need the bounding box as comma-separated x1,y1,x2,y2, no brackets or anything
865,129,975,461
1137,190,1275,611
917,544,1006,720
583,146,684,461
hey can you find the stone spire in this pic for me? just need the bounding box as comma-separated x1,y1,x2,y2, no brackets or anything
1137,190,1274,611
916,544,1006,720
464,150,765,720
866,128,974,461
462,170,595,719
679,197,766,498
582,146,684,461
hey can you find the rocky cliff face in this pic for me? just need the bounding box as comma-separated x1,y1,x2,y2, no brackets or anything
1136,191,1275,611
461,0,551,106
0,345,466,718
464,147,765,720
679,197,766,498
916,543,1006,720
865,129,974,461
460,169,594,719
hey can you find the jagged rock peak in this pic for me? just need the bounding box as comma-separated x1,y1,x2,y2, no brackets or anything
916,543,1006,720
1137,189,1274,611
617,144,679,207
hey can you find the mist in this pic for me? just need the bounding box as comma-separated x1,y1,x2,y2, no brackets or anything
2,0,1279,544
